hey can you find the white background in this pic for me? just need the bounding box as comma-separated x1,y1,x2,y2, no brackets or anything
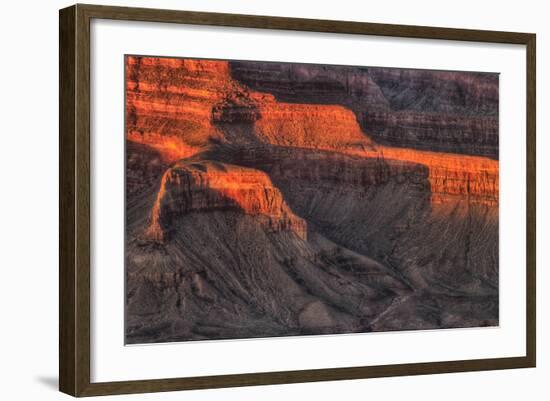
0,0,546,400
91,19,526,382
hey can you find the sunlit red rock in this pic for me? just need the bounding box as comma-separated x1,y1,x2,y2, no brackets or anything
252,101,373,152
214,145,430,195
126,56,498,207
145,161,307,241
125,57,500,343
125,56,231,163
231,61,499,158
358,147,499,205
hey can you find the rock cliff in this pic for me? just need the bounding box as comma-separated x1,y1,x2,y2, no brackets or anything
231,61,499,158
210,145,430,195
125,56,230,162
364,111,498,158
217,96,375,152
362,147,499,205
127,56,498,206
125,56,499,343
367,68,498,116
145,160,307,241
208,145,497,302
126,56,374,159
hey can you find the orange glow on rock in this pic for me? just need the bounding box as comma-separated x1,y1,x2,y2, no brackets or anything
145,161,307,242
355,147,499,206
126,56,498,207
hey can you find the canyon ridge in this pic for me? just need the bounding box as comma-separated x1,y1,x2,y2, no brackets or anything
125,56,499,344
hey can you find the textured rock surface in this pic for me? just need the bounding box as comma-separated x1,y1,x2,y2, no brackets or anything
126,141,167,199
145,160,307,241
126,56,373,160
367,68,498,115
212,145,497,296
365,111,498,158
230,61,390,113
125,56,230,162
231,61,499,158
127,56,498,205
363,147,499,205
125,57,499,343
126,218,413,343
209,145,431,199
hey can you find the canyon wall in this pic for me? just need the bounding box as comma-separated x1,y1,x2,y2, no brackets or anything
231,61,499,158
367,68,498,115
126,56,230,162
127,56,498,206
126,56,374,160
211,144,497,292
125,56,499,343
362,147,499,205
209,145,430,199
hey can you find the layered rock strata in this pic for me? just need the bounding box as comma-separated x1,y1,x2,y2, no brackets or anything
367,68,498,116
364,111,498,158
125,56,500,343
126,56,373,161
210,146,497,299
127,56,498,207
211,145,430,197
145,160,307,241
361,147,499,205
126,56,230,162
230,61,499,158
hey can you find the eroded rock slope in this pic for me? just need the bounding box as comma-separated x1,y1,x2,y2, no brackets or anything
125,56,499,343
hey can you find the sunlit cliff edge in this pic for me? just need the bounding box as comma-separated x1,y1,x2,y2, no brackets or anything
145,160,307,242
126,56,498,208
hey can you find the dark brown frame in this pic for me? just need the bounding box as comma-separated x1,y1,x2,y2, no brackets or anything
59,3,536,397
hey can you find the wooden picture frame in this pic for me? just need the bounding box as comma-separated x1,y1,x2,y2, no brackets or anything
59,3,536,397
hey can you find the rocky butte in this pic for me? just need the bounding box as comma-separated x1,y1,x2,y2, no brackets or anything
145,160,307,242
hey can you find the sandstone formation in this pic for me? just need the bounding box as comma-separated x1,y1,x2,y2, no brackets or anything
126,56,374,158
126,56,230,162
362,147,499,205
126,56,498,206
365,111,498,158
208,145,431,202
124,56,499,343
145,160,307,241
231,61,499,158
211,145,497,294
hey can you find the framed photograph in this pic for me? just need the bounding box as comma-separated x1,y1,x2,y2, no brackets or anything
59,4,536,397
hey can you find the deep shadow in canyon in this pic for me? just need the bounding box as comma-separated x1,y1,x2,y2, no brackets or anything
124,56,498,344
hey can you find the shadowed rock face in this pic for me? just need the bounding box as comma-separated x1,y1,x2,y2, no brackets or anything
367,68,498,116
125,56,499,344
126,141,167,199
364,111,498,158
231,62,499,158
210,145,497,294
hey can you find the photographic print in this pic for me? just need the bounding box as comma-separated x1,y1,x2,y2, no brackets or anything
124,55,499,344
